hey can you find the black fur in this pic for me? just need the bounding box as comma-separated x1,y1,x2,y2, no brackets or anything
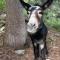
19,0,31,10
41,0,53,10
29,23,48,60
20,0,53,10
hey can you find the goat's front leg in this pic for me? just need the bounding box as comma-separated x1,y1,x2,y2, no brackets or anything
32,42,39,60
33,42,46,60
39,42,46,60
33,43,46,60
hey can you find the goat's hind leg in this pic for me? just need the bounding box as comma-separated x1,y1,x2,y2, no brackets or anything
39,42,46,60
43,36,48,56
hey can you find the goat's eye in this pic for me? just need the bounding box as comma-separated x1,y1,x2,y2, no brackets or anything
38,11,43,14
39,12,43,14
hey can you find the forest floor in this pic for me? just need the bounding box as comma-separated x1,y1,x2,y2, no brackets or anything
0,14,60,60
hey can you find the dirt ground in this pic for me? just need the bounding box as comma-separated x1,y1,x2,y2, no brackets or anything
0,29,60,60
47,29,60,60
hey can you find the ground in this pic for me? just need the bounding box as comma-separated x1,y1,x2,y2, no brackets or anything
0,14,60,60
47,29,60,60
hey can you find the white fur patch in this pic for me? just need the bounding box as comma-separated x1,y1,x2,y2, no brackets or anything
34,43,37,46
29,6,40,10
40,44,44,49
27,6,42,34
27,14,38,34
28,14,38,28
27,11,39,34
36,6,40,10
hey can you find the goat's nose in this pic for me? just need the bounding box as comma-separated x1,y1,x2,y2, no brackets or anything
30,23,35,27
27,23,36,28
33,24,35,27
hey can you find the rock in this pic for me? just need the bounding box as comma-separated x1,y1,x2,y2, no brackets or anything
15,50,25,55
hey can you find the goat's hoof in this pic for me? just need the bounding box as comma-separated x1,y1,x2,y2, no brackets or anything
34,57,41,60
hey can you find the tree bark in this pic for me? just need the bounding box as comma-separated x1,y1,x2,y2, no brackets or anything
5,0,27,49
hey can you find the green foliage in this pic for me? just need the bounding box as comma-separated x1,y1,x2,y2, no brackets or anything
0,0,60,31
24,0,60,31
44,0,60,31
0,0,5,12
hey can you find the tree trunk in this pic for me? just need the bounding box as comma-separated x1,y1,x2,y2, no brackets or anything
5,0,27,49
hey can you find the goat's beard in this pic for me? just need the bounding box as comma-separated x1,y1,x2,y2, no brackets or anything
27,25,38,34
27,28,38,34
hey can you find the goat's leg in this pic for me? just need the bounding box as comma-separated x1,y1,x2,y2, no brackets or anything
43,37,48,56
32,43,39,60
33,42,46,60
39,42,46,60
44,41,48,56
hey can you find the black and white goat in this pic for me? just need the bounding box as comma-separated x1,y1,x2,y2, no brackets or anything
19,0,53,60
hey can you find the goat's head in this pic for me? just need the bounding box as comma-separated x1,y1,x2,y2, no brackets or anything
20,0,53,34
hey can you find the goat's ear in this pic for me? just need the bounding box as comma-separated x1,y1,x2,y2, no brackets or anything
19,0,31,10
41,0,53,10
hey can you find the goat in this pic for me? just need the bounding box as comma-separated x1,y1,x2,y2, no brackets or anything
19,0,53,60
